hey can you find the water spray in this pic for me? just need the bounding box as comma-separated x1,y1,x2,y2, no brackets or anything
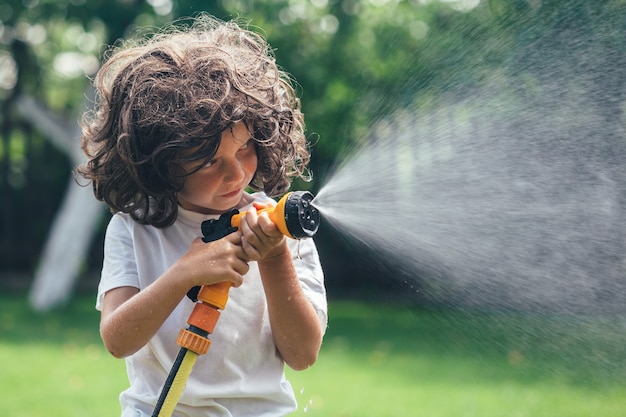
152,191,320,417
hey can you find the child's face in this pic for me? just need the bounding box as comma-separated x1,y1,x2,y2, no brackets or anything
177,122,258,215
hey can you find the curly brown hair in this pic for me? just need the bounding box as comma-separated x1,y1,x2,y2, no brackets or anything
77,15,310,228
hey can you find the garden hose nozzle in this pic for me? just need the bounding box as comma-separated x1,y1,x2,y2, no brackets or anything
202,191,320,241
234,190,320,239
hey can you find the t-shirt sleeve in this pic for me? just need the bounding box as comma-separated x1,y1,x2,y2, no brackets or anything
96,214,140,311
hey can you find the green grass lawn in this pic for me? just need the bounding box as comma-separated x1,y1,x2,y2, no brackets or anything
1,292,625,417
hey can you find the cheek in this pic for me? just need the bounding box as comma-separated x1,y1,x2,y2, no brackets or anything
184,172,217,195
245,154,259,178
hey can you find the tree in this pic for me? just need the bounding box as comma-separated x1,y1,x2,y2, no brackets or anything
7,0,622,309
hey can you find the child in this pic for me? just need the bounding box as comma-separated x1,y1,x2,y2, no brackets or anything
78,14,327,417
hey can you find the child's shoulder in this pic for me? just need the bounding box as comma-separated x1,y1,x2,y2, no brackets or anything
107,211,168,235
105,211,149,235
247,191,275,207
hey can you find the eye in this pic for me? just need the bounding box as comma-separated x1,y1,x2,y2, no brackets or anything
198,157,216,169
239,139,254,150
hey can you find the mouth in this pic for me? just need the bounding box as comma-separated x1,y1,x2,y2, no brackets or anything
221,188,242,199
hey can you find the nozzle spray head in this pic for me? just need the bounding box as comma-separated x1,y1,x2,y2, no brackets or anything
282,190,320,238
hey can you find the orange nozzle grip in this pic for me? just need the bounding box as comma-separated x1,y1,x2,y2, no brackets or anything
187,302,221,333
229,192,294,238
197,281,231,310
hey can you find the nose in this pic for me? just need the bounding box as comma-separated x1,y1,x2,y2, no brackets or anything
222,158,245,184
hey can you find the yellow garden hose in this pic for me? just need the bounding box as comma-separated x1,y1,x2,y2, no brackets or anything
155,349,198,417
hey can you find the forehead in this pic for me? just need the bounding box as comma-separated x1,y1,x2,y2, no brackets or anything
180,121,252,160
221,121,252,146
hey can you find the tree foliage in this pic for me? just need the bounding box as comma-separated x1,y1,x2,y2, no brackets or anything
1,0,513,178
2,0,626,299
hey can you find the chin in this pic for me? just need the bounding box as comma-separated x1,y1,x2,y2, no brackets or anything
218,195,244,211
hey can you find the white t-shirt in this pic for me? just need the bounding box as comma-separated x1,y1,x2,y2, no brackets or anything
97,193,327,417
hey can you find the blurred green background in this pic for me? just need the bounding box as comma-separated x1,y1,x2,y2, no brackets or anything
1,0,626,416
5,0,626,300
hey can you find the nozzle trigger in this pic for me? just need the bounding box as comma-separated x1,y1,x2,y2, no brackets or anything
189,209,240,302
201,209,239,243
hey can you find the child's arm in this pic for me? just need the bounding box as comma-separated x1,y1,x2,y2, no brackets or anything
239,207,324,371
100,234,249,358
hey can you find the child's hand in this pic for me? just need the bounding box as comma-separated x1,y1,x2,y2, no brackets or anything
239,204,286,261
176,232,250,288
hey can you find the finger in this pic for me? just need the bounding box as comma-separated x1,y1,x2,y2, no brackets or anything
244,208,276,240
235,259,250,277
238,206,254,231
229,265,248,285
229,272,244,288
253,202,269,210
228,255,249,287
225,230,243,245
233,244,251,262
240,234,262,261
257,211,280,237
240,207,265,242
